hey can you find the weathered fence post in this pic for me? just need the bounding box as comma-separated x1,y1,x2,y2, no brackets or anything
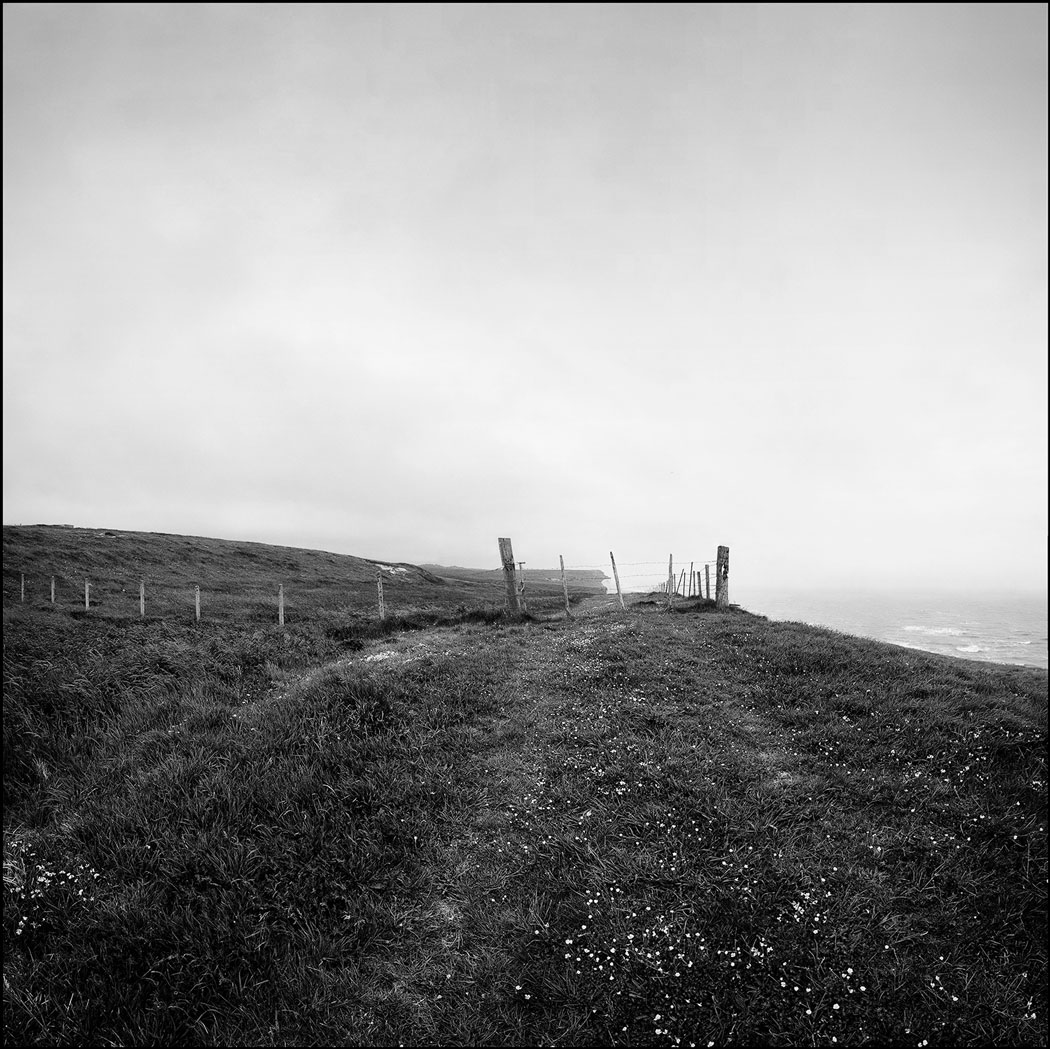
517,561,528,614
140,579,145,618
705,563,711,600
498,538,520,613
20,573,25,602
85,579,90,610
195,585,201,623
610,551,626,610
559,555,571,618
689,562,694,597
376,570,386,621
278,583,285,626
678,569,686,595
715,545,729,608
667,555,675,611
51,576,55,604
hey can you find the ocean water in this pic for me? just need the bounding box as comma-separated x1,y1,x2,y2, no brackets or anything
742,589,1048,671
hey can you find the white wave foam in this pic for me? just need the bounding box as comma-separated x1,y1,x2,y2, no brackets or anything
955,644,983,653
904,625,963,636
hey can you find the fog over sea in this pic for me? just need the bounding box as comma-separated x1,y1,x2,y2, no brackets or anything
742,589,1048,671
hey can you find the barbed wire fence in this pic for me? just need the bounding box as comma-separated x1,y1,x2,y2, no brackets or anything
6,541,731,625
3,566,463,627
499,539,731,618
558,559,718,597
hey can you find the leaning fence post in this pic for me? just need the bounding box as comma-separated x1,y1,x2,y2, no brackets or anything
376,570,386,621
195,585,201,623
705,563,711,600
498,538,520,613
278,583,285,626
610,551,625,610
715,545,729,608
140,579,145,618
559,555,572,618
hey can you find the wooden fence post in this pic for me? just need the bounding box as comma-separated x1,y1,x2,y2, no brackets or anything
559,555,571,618
705,563,711,600
610,551,625,610
21,573,25,602
140,579,145,618
498,538,520,613
51,576,55,604
517,562,528,614
715,545,729,608
689,562,694,597
278,583,285,626
667,555,675,611
677,569,686,595
85,579,90,610
376,570,386,621
195,585,201,623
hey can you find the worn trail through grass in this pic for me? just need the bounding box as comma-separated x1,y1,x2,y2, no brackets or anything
338,605,1045,1046
5,596,1046,1047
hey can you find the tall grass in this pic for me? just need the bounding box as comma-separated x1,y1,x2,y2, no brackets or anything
3,554,1046,1045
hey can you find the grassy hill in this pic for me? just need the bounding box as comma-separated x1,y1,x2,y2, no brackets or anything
2,525,606,624
3,528,1047,1046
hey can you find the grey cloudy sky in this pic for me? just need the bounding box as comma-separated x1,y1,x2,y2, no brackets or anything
4,4,1047,595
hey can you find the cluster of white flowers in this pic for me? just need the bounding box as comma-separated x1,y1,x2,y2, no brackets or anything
9,848,100,938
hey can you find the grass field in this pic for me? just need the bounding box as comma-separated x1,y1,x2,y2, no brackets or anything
3,527,1047,1046
1,525,607,624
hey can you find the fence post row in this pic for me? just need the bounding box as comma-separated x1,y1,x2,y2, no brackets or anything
716,545,729,608
498,538,520,613
13,543,733,618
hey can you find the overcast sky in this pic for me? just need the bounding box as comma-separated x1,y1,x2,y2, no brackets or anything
4,4,1047,595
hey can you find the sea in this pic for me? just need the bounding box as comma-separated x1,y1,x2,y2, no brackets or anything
741,588,1048,671
602,577,1047,670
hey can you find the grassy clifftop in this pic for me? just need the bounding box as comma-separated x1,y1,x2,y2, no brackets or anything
2,533,1047,1046
2,525,604,623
